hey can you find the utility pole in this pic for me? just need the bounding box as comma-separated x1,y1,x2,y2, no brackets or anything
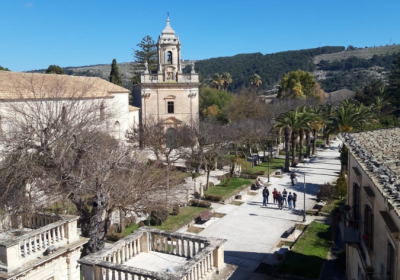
268,143,270,183
303,174,306,222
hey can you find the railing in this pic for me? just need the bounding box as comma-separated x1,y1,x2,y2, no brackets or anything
151,232,206,257
149,75,158,81
19,220,66,258
101,236,141,264
178,75,192,83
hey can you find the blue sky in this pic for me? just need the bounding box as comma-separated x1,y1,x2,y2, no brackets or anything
1,0,399,72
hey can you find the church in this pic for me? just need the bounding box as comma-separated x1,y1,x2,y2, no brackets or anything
133,16,200,130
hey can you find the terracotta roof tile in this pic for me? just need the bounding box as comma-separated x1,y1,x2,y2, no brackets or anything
0,72,129,100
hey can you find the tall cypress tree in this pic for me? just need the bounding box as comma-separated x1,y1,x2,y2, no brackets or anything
109,59,123,86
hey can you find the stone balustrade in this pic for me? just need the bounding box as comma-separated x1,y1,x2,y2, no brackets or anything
140,73,199,84
0,212,80,272
80,227,226,280
19,221,66,258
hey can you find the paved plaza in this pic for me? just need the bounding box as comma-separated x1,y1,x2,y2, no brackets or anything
198,140,342,279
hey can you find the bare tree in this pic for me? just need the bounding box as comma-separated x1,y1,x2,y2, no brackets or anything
0,73,165,256
127,118,195,206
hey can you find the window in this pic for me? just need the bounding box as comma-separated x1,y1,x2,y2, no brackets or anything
61,106,67,124
114,121,120,139
353,182,360,222
387,242,395,280
100,103,105,121
168,101,174,114
167,51,172,64
363,205,373,249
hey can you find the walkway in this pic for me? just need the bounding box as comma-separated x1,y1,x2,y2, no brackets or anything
197,140,342,280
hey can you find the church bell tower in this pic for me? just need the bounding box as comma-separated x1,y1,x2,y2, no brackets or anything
156,16,182,81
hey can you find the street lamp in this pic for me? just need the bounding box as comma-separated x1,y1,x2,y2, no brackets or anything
268,118,276,183
303,174,306,222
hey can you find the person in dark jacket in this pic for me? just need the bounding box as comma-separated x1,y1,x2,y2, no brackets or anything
262,186,269,206
276,191,283,210
293,192,297,209
282,189,288,206
273,188,278,204
288,192,293,210
290,172,296,186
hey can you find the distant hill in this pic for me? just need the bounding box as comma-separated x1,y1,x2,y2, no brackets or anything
27,44,400,93
184,44,400,93
28,61,195,90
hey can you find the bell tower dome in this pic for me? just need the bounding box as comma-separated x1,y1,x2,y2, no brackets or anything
157,16,182,80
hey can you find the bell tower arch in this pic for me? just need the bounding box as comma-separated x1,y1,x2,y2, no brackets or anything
157,16,182,80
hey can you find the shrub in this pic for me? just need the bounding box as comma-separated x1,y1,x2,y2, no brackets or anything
172,204,180,216
337,172,347,198
317,183,337,201
189,199,211,208
138,221,145,228
257,170,266,175
106,232,124,242
204,193,223,201
150,208,169,226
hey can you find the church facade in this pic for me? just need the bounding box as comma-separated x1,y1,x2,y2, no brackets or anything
133,17,200,128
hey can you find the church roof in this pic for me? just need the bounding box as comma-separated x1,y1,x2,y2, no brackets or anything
161,17,176,38
0,71,129,100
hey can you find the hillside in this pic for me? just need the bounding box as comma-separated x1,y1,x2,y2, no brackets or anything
184,44,400,93
27,44,400,93
29,61,194,90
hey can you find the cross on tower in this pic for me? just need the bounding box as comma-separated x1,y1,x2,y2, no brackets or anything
167,12,169,18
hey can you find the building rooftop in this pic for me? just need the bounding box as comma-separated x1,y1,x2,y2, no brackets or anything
341,127,400,213
0,71,129,100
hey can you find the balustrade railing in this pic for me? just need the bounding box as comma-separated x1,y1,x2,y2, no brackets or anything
149,75,158,81
19,221,66,258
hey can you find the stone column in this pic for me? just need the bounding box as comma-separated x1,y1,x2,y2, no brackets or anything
200,186,204,198
133,240,137,256
186,240,191,258
61,224,65,239
192,241,196,255
111,269,116,280
176,239,180,256
39,233,42,250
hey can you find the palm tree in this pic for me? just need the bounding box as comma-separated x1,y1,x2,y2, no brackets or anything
275,109,302,167
211,73,223,90
222,72,232,90
250,74,262,90
322,102,335,146
331,101,375,133
309,106,324,156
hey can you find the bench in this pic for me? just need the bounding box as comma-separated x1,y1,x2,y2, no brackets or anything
276,246,289,261
196,210,212,224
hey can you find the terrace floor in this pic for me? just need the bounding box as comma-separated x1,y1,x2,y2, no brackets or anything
124,251,188,273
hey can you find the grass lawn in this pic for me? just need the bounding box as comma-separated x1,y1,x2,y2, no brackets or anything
204,178,252,200
321,197,346,214
277,222,332,279
154,206,207,231
245,158,286,175
230,201,244,206
186,226,204,234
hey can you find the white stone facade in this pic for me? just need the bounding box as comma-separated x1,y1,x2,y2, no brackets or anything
133,17,200,128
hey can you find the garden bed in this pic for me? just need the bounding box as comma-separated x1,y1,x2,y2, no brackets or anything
277,222,332,279
204,178,252,201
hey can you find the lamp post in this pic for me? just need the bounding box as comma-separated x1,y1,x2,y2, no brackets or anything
268,118,275,183
267,144,270,183
303,174,306,222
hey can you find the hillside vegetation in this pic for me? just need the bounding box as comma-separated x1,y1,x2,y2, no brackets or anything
184,46,344,91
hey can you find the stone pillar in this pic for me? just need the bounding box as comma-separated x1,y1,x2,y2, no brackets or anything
200,185,204,198
192,241,196,255
176,239,180,256
61,224,65,239
133,240,137,256
138,236,142,252
111,269,116,280
187,240,191,258
213,246,225,272
39,233,42,250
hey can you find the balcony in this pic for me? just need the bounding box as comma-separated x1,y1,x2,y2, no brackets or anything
79,227,231,280
0,212,87,275
141,73,199,84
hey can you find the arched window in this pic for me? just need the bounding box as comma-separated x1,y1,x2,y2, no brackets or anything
363,205,373,249
167,51,172,64
114,121,120,139
166,127,177,148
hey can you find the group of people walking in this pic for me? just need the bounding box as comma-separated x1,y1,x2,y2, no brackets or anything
262,186,297,210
